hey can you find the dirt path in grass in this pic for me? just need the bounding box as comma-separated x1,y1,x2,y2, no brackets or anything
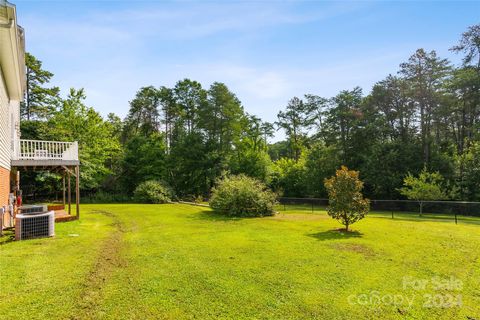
70,210,130,320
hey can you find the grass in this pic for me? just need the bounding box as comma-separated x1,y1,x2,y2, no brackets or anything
0,204,479,319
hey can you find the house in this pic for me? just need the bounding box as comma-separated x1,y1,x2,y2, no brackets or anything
0,0,80,232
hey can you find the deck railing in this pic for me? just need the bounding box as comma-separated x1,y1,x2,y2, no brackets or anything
13,139,79,161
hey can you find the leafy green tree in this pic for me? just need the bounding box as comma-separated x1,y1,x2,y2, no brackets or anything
345,93,385,170
399,49,451,167
304,94,329,140
46,89,121,189
268,141,290,161
304,143,341,197
158,86,177,152
102,113,125,191
174,79,207,135
241,114,273,152
107,113,123,139
21,53,60,120
202,82,247,191
229,149,272,183
230,115,275,183
261,121,275,145
455,142,480,201
123,86,161,141
19,119,48,140
202,82,244,152
367,75,415,142
166,132,209,197
324,166,370,231
322,88,364,165
322,87,383,171
361,141,424,199
121,133,167,194
398,169,447,215
270,157,307,197
444,67,480,154
276,97,314,161
451,24,480,68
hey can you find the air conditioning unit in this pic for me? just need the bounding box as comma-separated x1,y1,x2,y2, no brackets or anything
18,204,47,215
15,211,55,240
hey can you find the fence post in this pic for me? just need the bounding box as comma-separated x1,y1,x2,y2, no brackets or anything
391,211,394,219
454,211,457,225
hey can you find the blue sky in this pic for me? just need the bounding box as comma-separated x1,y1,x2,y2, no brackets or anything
14,0,480,138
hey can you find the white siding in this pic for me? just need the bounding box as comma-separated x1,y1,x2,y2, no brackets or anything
0,70,12,171
10,99,20,161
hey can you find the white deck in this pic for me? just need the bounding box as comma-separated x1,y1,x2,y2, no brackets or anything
11,139,79,166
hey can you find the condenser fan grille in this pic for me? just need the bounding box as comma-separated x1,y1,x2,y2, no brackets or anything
15,211,55,240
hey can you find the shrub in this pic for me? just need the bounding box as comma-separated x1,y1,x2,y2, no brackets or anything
133,180,173,204
210,175,277,217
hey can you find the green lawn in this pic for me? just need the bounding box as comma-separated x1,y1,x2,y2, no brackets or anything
1,204,479,319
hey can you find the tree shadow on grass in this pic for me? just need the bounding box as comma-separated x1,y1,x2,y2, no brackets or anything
307,229,363,241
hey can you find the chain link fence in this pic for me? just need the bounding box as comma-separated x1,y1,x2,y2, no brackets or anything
20,190,480,224
277,197,480,224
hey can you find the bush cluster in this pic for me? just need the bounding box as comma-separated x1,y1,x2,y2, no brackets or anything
209,175,277,217
133,180,173,204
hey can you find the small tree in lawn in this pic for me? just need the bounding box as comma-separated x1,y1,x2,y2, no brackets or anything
324,166,370,232
398,169,447,216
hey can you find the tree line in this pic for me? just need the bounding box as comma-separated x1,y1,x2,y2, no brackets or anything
21,24,480,202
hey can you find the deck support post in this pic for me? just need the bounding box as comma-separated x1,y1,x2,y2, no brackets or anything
67,169,71,215
62,174,66,206
75,165,80,220
16,170,20,194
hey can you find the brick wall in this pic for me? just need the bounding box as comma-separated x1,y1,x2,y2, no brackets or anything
0,166,10,228
0,166,10,206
